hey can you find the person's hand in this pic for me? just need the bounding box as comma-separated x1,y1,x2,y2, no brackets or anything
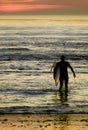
73,73,76,78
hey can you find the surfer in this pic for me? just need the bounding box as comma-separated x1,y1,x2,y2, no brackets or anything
51,55,76,92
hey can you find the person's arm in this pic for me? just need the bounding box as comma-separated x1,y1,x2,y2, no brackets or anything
68,62,76,78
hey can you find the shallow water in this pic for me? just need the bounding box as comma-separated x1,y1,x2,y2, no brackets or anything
0,15,88,113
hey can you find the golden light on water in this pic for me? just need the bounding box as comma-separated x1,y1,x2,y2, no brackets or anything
0,13,87,115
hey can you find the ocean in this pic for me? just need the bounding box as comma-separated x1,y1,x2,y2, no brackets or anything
0,15,88,113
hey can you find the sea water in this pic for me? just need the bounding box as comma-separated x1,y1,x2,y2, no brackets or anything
0,15,88,113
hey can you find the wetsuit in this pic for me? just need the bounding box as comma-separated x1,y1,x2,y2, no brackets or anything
54,61,72,91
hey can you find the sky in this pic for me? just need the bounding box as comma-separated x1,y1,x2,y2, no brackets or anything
0,0,88,14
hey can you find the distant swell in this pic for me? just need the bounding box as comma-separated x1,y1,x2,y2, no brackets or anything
0,53,88,61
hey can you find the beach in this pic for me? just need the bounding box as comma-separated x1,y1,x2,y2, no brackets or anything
0,114,88,130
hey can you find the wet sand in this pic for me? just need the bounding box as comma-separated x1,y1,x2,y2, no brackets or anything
0,114,88,130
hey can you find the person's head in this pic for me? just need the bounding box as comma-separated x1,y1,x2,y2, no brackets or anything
60,55,65,61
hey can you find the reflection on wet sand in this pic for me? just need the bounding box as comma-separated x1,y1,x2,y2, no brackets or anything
53,114,69,130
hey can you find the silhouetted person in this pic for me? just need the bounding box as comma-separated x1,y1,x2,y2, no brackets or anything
52,55,76,92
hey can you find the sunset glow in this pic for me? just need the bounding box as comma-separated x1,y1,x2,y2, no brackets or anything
0,0,88,14
0,4,67,13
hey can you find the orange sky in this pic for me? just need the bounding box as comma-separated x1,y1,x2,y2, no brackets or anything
0,0,88,14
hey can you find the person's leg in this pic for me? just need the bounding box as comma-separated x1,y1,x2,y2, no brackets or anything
65,77,68,92
59,78,63,91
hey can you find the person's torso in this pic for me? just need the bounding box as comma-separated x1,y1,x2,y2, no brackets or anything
55,61,69,78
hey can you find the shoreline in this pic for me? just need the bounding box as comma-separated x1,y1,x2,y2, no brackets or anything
0,114,88,130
